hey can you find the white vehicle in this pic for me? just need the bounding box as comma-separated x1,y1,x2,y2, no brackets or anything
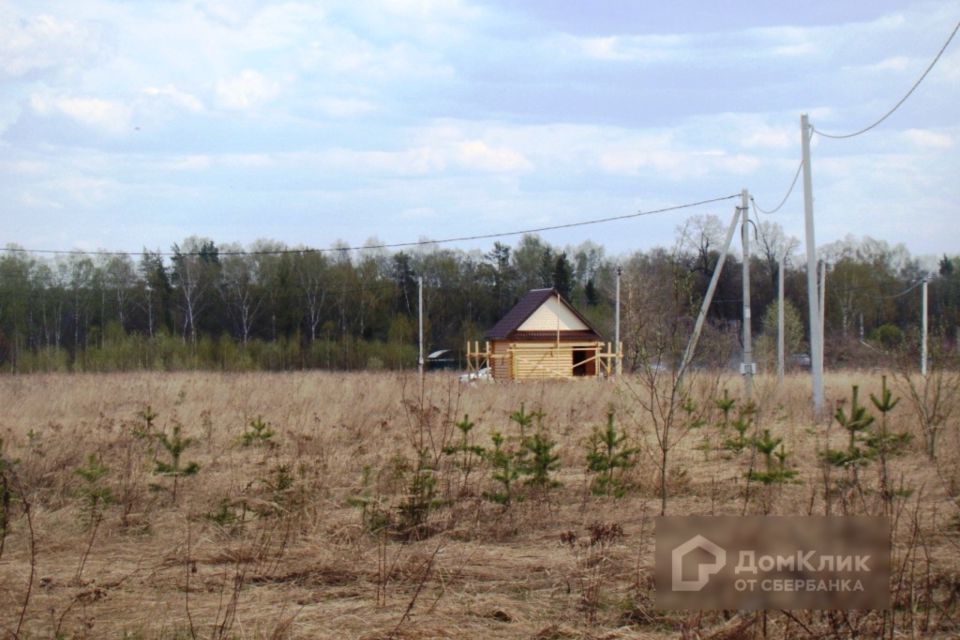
459,366,492,383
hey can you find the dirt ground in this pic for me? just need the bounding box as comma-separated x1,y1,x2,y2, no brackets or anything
0,371,958,639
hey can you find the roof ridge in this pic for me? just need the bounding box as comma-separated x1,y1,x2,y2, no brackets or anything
483,288,603,340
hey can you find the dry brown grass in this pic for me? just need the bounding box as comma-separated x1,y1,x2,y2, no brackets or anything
0,370,958,639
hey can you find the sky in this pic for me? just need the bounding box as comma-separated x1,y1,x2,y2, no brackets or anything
1,0,958,261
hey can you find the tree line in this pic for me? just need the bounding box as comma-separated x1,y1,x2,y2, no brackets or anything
0,219,956,373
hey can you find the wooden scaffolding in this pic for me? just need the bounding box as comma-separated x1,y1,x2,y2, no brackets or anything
465,339,622,381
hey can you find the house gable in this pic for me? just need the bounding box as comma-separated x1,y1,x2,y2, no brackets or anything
484,287,603,341
517,294,589,332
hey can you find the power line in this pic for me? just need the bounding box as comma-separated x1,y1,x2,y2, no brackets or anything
751,160,803,215
884,278,926,299
0,193,740,258
813,19,960,140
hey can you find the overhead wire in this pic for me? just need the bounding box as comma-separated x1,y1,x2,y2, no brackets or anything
0,193,740,258
813,19,960,140
751,160,803,215
882,278,927,299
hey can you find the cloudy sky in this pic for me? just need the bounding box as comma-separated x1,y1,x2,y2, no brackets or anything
1,0,958,259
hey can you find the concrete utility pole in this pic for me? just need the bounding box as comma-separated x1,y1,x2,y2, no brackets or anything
801,114,825,415
777,252,785,385
740,188,754,401
922,278,929,377
615,265,622,376
819,260,826,377
676,205,742,391
418,275,424,381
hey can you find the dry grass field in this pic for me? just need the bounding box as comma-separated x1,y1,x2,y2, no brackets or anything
0,370,959,639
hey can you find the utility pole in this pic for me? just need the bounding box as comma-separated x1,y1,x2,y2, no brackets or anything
777,252,785,386
740,188,754,401
801,113,825,415
819,260,826,377
921,278,929,377
418,276,424,390
677,205,741,390
615,265,622,376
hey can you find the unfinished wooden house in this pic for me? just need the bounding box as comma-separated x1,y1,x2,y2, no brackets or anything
466,288,621,380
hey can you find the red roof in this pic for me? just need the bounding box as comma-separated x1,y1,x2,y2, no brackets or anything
484,288,603,341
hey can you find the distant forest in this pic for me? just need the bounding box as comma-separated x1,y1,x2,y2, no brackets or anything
1,216,958,373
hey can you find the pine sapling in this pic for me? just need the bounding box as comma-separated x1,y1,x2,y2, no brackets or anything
442,414,485,496
518,409,560,491
724,401,756,454
509,403,537,471
822,386,876,513
150,423,200,504
824,386,875,472
397,449,441,539
714,389,736,431
0,438,13,561
134,405,158,440
348,465,392,534
586,411,637,497
240,415,276,447
746,431,798,487
868,376,911,512
484,432,521,506
74,454,113,582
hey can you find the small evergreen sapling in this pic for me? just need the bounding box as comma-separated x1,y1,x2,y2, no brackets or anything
868,376,911,507
714,389,736,431
442,414,485,496
75,454,113,524
723,401,756,454
0,438,13,560
517,407,560,491
746,430,798,487
348,465,392,534
74,454,113,582
586,411,637,497
150,423,200,504
134,405,158,440
396,449,442,539
484,431,521,506
240,415,276,447
824,386,875,471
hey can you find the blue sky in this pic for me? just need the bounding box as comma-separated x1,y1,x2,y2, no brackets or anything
1,0,957,260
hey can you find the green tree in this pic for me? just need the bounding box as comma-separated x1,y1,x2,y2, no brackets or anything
756,299,805,370
552,252,574,299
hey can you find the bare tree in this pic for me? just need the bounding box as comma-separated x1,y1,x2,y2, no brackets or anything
219,248,262,346
171,237,219,345
102,254,137,331
295,250,329,343
676,214,725,275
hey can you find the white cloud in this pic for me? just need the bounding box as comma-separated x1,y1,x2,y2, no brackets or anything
216,69,280,111
315,97,378,118
598,135,760,181
296,134,532,177
741,125,793,149
456,140,532,173
901,128,954,150
0,11,109,77
167,155,213,171
29,93,132,134
142,85,204,112
860,56,911,73
568,33,688,64
399,206,436,220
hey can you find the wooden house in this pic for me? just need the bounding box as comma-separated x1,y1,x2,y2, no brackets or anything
466,288,621,380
